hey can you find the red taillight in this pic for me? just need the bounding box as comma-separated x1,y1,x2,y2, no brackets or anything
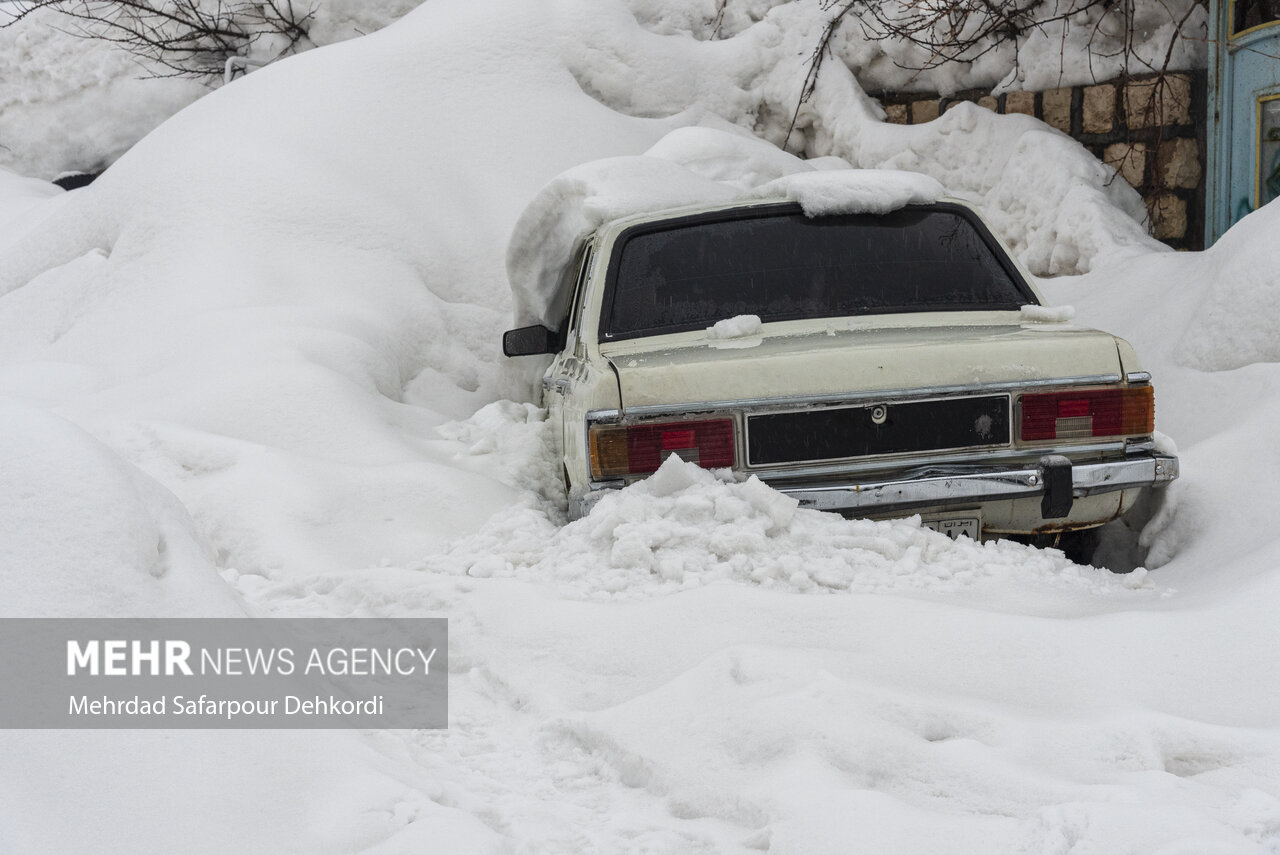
589,419,735,479
1020,386,1154,442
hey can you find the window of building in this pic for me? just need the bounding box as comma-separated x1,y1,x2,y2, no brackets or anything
1260,95,1280,207
1232,0,1280,35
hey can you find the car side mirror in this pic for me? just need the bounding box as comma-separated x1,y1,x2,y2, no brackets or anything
503,324,559,357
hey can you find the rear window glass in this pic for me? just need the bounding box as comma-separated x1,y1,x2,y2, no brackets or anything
603,205,1033,340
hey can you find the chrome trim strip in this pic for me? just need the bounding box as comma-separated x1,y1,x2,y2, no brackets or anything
777,455,1176,514
749,442,1128,481
743,391,1010,420
587,374,1123,421
1126,371,1153,385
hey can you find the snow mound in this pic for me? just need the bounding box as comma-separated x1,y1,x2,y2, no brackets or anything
428,457,1153,598
1177,200,1280,372
507,128,944,329
559,2,1161,276
748,168,943,216
0,2,429,180
0,0,686,581
505,154,739,330
7,0,1161,287
0,398,241,617
642,123,818,189
625,0,1205,96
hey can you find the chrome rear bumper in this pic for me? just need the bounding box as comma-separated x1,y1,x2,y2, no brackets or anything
773,454,1178,515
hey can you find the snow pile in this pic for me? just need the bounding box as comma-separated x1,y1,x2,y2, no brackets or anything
428,456,1153,599
6,0,1158,280
0,1,426,179
505,155,738,329
557,3,1159,275
749,167,943,215
1175,201,1280,372
0,0,696,584
304,0,425,45
434,399,566,506
1019,303,1075,323
626,0,1206,96
0,8,209,179
706,314,763,340
0,398,242,617
4,0,1280,852
0,164,63,243
643,123,820,188
1042,200,1280,582
507,133,945,329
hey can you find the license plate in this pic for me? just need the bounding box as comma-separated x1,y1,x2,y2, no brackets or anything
923,514,981,542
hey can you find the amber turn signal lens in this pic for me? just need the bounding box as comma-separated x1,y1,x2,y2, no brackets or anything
589,419,735,479
1119,384,1155,436
1020,385,1154,442
589,426,632,479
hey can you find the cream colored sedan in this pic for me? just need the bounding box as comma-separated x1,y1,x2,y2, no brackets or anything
504,195,1177,558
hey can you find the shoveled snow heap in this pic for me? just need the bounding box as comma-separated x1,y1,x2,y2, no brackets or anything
506,129,943,329
428,454,1151,598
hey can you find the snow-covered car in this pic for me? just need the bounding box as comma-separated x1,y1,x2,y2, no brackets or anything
503,174,1178,554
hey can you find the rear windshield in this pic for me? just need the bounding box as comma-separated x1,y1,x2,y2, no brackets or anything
602,204,1034,340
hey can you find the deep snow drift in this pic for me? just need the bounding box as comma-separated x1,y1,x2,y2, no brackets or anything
1,0,1206,181
0,0,423,179
1,0,1278,852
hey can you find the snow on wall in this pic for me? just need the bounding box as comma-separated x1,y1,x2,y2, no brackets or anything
553,0,1160,276
626,0,1208,96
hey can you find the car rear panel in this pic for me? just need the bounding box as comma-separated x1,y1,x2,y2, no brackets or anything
746,394,1011,466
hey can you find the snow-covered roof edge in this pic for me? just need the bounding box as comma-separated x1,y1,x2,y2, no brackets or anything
505,128,944,330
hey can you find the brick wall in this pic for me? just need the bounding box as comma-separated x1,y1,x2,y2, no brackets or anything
873,71,1207,250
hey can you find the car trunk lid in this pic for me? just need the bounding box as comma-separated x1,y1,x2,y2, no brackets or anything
598,315,1123,412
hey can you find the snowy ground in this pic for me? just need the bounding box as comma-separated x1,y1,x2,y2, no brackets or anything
2,0,1279,853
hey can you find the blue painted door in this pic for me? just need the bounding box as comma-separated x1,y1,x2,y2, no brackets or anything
1207,0,1280,243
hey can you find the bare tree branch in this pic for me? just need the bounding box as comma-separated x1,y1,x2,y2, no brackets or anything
3,0,315,81
804,0,1200,91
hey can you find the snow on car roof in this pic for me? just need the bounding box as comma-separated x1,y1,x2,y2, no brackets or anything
505,127,944,330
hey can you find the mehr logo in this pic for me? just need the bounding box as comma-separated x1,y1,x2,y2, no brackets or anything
68,640,194,676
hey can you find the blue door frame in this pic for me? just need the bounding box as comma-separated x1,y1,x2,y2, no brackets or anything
1207,0,1280,244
